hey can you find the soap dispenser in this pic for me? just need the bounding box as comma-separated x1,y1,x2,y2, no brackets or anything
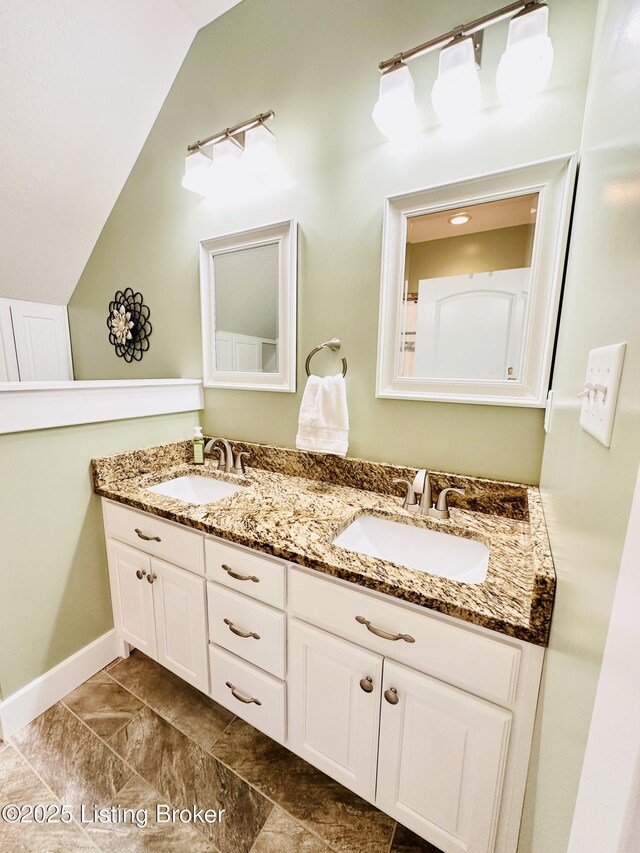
193,426,205,464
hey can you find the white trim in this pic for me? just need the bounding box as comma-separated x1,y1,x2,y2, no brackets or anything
0,379,203,434
0,630,118,740
199,219,297,393
376,155,577,407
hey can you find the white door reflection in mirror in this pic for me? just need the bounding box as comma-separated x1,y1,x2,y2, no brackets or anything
377,157,576,406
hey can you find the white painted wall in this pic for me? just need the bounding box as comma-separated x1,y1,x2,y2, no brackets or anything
0,0,241,306
568,465,640,852
520,0,640,848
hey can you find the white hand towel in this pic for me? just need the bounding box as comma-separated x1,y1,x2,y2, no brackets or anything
296,374,349,457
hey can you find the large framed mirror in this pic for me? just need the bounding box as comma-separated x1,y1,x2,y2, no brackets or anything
376,157,576,406
199,219,297,391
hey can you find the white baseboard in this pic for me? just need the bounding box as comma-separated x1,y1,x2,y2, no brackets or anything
0,630,118,740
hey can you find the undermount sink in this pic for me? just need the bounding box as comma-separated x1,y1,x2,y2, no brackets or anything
333,515,489,584
147,475,244,505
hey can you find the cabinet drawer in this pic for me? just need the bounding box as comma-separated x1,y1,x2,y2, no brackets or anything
205,537,286,608
209,646,285,744
104,501,204,575
208,584,286,679
289,569,521,707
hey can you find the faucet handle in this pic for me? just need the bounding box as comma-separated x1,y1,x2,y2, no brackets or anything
232,451,250,476
432,487,465,519
392,478,418,512
205,441,225,469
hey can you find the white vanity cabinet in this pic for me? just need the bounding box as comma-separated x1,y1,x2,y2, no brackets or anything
288,619,383,801
377,661,512,853
287,567,543,853
205,536,289,743
101,499,544,853
103,502,209,693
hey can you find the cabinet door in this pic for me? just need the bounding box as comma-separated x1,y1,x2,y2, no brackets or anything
107,541,156,658
288,619,383,800
151,558,209,693
0,300,19,381
377,660,511,853
10,300,73,380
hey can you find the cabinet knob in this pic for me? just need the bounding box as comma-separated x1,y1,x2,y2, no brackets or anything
384,687,399,705
146,573,158,584
135,569,147,580
359,676,374,694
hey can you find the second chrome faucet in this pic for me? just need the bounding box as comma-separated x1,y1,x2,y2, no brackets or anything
393,470,464,520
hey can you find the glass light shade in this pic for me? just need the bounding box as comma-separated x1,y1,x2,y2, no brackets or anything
242,124,284,184
372,63,420,141
431,37,481,129
497,4,554,106
208,136,248,202
181,150,212,195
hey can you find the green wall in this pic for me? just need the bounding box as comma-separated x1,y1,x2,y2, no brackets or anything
0,411,198,699
68,0,597,486
406,224,535,293
518,0,640,849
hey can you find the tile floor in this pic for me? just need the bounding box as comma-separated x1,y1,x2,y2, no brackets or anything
0,651,441,852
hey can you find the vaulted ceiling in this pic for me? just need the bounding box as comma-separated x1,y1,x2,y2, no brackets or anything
0,0,242,305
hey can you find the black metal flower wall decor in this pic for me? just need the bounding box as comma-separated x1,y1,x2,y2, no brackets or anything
107,288,152,362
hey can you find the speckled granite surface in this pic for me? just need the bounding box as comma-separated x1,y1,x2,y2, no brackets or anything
92,441,555,646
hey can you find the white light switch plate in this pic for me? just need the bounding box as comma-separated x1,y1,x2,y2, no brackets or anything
579,343,626,447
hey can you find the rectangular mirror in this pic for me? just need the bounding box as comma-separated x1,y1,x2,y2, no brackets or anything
377,157,576,407
200,219,297,391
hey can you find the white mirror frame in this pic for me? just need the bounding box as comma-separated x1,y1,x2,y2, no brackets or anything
200,219,297,392
376,156,576,407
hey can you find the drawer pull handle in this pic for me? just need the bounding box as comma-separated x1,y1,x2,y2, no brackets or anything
135,569,147,580
360,676,374,693
221,564,260,583
135,528,161,542
355,616,415,644
224,618,260,640
384,687,400,705
225,682,262,705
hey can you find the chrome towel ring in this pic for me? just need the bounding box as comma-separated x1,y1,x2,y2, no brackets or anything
305,338,348,377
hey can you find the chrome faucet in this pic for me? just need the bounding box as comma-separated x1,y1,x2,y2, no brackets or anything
395,469,465,520
205,437,233,473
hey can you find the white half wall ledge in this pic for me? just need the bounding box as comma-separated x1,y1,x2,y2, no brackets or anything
0,379,203,434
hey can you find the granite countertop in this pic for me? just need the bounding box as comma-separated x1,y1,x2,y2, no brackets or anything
92,441,555,646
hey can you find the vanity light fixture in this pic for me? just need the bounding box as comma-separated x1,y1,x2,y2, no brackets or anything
496,3,553,106
448,213,471,225
372,62,420,142
374,1,553,138
431,36,482,129
182,111,286,200
181,149,213,196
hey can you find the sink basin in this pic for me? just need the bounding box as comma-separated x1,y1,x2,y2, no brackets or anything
332,515,489,584
147,475,244,505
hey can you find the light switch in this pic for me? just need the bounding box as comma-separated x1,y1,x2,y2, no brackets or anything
578,343,626,447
